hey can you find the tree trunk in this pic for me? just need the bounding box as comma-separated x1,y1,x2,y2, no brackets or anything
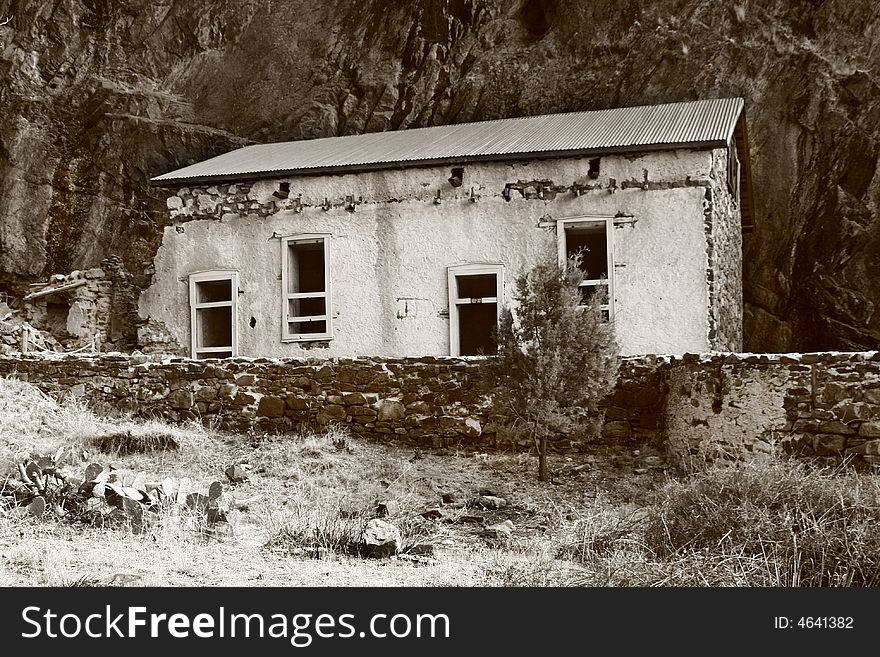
537,425,548,482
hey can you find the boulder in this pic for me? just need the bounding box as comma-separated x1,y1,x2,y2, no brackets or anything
376,500,401,517
420,506,443,520
225,464,249,483
257,396,285,418
461,417,481,437
482,519,515,542
377,399,406,421
474,495,507,510
361,519,401,558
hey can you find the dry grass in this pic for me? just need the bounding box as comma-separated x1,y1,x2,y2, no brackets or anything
641,458,880,586
0,378,599,586
3,376,879,588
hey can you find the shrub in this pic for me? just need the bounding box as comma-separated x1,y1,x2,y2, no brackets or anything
482,247,619,480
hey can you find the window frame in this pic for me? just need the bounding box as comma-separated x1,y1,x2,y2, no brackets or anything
727,138,741,206
281,233,333,342
188,270,238,359
556,216,615,321
447,263,504,357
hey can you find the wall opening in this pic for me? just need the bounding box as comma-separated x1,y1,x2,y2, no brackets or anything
557,217,614,320
45,300,71,336
727,138,741,205
448,264,503,356
189,271,237,359
282,235,332,341
565,223,608,279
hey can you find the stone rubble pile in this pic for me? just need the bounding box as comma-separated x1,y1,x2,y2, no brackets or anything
361,487,520,558
0,450,258,535
0,302,63,354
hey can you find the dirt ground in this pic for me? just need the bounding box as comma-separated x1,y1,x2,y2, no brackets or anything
0,425,669,587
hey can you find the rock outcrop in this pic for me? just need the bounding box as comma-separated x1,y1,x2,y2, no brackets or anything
1,0,878,351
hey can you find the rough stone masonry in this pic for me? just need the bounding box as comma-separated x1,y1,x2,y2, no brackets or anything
3,351,880,467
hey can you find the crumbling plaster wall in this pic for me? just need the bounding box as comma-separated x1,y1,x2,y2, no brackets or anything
706,148,744,351
664,352,880,465
141,148,732,357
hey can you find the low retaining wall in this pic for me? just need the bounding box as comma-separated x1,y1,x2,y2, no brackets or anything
1,351,878,464
666,351,880,464
0,354,663,452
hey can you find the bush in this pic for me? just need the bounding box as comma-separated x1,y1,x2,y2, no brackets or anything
482,247,619,480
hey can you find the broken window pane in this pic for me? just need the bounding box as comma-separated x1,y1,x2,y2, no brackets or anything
456,274,497,300
289,297,326,319
196,306,232,348
578,283,608,305
288,241,325,294
283,236,332,341
458,303,498,356
565,223,607,280
288,320,327,335
196,279,232,304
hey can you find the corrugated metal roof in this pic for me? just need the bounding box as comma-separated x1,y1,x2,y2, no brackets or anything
152,97,744,183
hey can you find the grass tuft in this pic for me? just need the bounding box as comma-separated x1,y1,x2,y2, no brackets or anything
91,431,180,455
641,458,880,586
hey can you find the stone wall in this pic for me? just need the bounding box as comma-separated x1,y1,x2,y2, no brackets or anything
21,256,140,351
2,351,878,465
665,352,880,465
0,354,492,446
706,149,744,351
0,353,662,452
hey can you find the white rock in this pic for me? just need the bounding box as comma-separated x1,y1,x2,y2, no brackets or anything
361,519,401,557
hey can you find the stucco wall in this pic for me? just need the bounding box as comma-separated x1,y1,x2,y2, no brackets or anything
141,149,732,358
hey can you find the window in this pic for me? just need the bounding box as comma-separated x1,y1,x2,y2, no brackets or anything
281,234,332,341
188,271,238,359
556,217,614,320
728,138,741,205
448,264,503,356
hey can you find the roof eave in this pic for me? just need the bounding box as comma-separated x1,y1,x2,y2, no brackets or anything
149,140,727,187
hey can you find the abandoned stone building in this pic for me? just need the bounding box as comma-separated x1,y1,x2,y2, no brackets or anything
143,97,753,359
1,256,139,354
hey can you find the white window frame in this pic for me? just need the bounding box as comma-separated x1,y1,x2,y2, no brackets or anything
281,233,333,341
447,263,504,357
188,270,238,359
556,216,614,321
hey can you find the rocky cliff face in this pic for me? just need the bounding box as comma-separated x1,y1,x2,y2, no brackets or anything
0,0,878,351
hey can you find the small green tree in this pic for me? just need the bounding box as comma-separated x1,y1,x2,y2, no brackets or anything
482,247,619,481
